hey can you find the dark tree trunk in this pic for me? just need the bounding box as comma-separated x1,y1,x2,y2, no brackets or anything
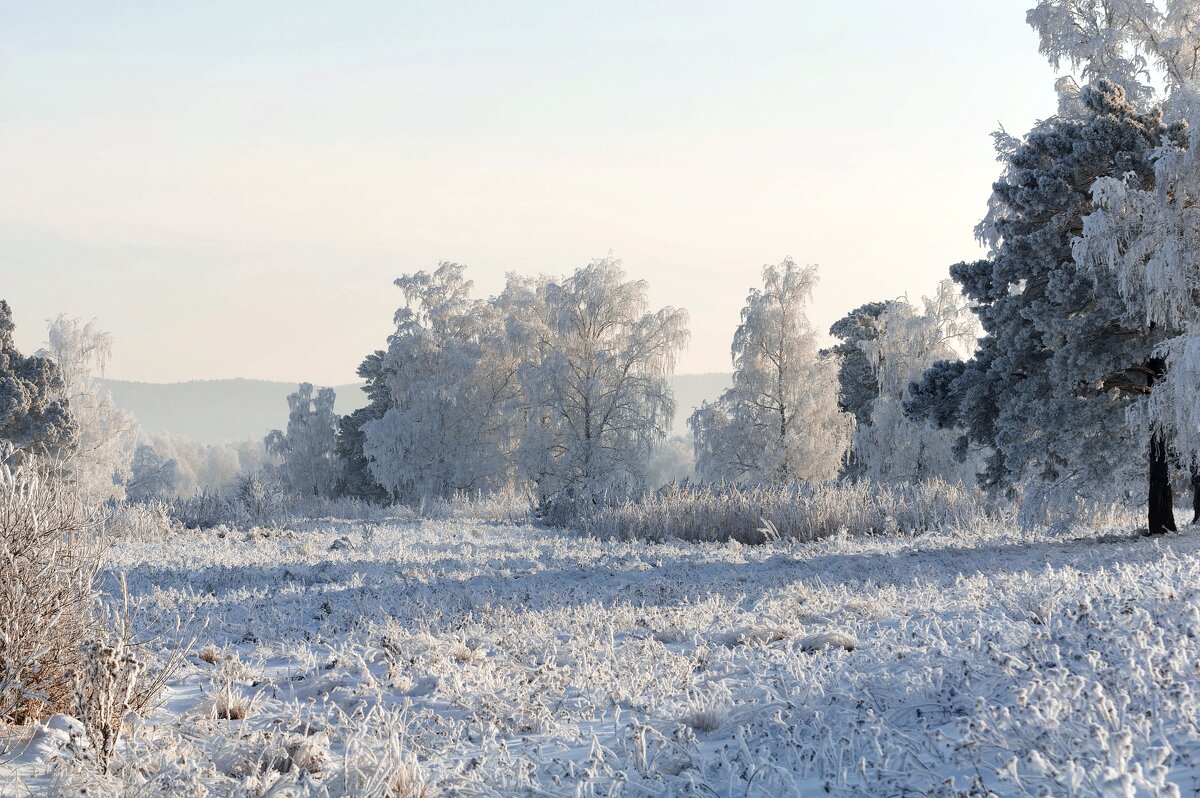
1149,429,1177,535
1146,356,1177,536
1191,460,1200,525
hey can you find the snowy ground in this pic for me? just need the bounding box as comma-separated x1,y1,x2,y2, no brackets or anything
5,515,1200,796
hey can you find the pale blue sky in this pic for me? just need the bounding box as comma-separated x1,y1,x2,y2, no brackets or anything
3,1,1058,384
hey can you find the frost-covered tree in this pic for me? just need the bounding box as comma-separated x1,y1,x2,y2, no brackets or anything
145,432,268,497
518,258,689,510
265,383,341,498
1065,55,1200,530
690,260,852,485
1027,1,1200,112
124,443,178,502
853,282,979,484
0,301,76,461
825,301,894,479
336,351,392,503
363,263,528,503
906,81,1178,528
41,316,138,503
826,301,892,427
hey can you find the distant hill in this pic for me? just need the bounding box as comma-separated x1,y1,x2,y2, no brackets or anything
98,373,730,444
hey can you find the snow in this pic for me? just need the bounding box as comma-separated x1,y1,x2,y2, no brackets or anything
5,515,1200,795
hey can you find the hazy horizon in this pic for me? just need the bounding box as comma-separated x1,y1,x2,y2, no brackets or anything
4,1,1058,385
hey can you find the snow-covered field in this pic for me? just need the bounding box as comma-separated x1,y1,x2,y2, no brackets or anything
5,515,1200,796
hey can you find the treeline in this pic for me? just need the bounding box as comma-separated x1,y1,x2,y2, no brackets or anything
263,258,982,520
269,75,1200,533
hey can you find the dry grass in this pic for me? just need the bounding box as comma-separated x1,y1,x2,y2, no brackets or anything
680,690,730,733
580,478,995,544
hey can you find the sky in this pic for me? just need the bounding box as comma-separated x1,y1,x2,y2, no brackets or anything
1,1,1060,385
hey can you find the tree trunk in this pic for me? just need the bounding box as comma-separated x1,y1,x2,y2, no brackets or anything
1191,460,1200,525
1148,429,1177,535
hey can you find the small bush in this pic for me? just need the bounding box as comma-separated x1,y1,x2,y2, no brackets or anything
0,452,101,724
423,487,535,524
579,479,996,544
72,633,146,771
105,500,179,541
1,452,179,775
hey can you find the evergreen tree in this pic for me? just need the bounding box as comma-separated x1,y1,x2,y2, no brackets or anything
826,301,892,479
0,301,76,461
336,351,391,503
852,282,979,484
826,301,892,428
906,81,1179,529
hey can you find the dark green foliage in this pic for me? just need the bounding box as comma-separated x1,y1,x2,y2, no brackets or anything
336,350,391,502
826,301,892,427
0,300,76,460
906,81,1179,501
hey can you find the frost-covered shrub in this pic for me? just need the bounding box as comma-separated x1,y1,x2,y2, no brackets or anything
233,468,289,523
167,486,234,529
422,487,535,524
579,479,995,543
167,469,290,529
0,450,100,724
0,451,171,756
72,633,146,772
105,500,180,541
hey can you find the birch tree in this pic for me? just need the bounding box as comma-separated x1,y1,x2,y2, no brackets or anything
265,383,341,498
690,260,852,485
41,316,138,503
362,263,528,503
518,258,689,511
1026,0,1200,112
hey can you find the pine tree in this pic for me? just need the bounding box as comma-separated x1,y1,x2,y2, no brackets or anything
852,282,978,484
336,351,392,503
826,301,893,479
826,301,892,428
906,81,1178,528
0,301,76,461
